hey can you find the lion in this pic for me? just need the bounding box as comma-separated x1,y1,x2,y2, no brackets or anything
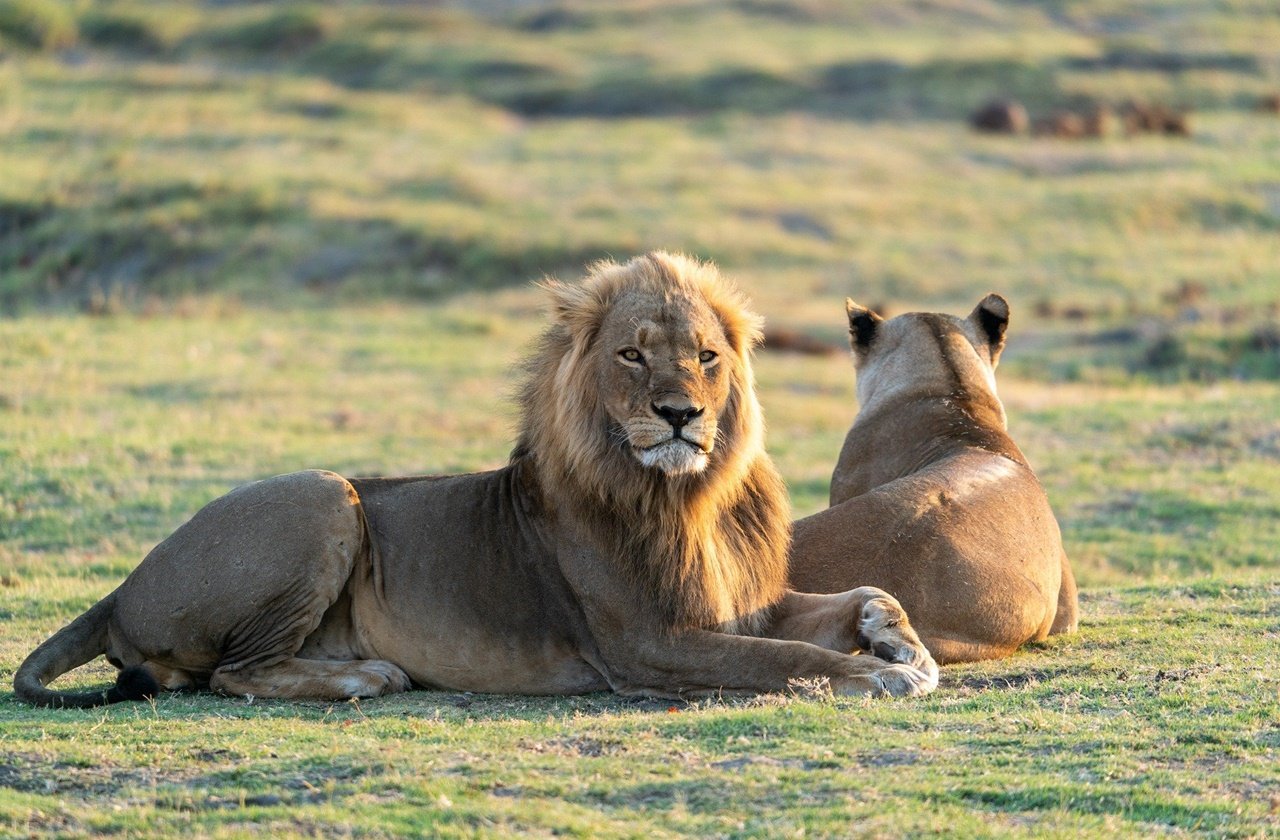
16,253,937,708
788,295,1079,664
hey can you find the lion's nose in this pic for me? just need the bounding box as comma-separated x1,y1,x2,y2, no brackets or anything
653,402,704,431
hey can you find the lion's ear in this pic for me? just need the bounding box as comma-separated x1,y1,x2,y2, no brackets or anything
542,277,605,343
969,293,1009,366
845,298,883,353
695,273,763,355
717,305,765,356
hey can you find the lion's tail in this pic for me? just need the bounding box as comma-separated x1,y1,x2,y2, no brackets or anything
13,593,157,708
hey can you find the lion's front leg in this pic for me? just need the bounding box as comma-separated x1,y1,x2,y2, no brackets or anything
598,625,936,700
765,588,938,687
853,588,938,684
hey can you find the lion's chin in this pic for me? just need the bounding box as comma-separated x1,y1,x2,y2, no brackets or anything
635,440,710,476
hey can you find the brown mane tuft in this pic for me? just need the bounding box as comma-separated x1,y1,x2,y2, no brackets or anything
514,253,789,631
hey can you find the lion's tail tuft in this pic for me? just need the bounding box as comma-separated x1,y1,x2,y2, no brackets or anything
110,666,160,703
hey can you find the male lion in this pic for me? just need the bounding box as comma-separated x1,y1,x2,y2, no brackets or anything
16,253,937,708
789,295,1079,664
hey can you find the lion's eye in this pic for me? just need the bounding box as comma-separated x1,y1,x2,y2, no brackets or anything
699,350,718,364
619,348,644,364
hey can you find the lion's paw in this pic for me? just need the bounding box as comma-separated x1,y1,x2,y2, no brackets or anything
348,660,412,697
856,595,939,685
873,663,937,698
830,662,937,698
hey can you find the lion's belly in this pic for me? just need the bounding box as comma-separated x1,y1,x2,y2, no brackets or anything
345,472,610,695
355,615,609,695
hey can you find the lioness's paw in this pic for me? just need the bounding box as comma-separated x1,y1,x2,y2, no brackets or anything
856,596,939,684
348,660,412,697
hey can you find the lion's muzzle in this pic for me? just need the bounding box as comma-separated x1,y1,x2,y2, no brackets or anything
651,401,704,433
630,402,715,475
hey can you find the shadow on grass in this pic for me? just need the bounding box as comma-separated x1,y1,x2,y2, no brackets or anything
46,4,1274,121
0,187,636,309
947,664,1085,693
0,687,687,724
297,49,1067,122
944,784,1241,831
293,43,1259,120
1078,490,1225,536
1062,48,1260,74
84,0,1264,120
4,656,1099,725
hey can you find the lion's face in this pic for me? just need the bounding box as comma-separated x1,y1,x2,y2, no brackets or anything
596,288,735,475
515,252,788,631
525,253,766,488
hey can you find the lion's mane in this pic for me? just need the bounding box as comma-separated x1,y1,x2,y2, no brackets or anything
513,253,791,632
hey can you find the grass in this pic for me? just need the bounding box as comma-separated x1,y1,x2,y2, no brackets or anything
0,0,1278,313
2,304,1278,836
1,0,1279,835
0,0,75,51
2,596,1276,839
2,575,1278,835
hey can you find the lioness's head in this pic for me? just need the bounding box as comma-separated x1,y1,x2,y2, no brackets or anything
844,294,1010,413
519,252,766,493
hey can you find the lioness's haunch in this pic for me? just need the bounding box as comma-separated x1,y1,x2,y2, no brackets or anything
16,253,937,708
788,295,1079,664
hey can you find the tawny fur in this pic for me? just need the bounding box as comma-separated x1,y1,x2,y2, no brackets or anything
516,254,787,632
15,253,937,708
788,295,1079,664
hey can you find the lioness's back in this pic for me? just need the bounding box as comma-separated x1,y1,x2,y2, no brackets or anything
788,295,1078,663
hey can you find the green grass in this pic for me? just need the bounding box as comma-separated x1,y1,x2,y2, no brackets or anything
0,0,1278,314
2,0,1280,835
0,0,75,51
3,573,1277,836
2,305,1279,836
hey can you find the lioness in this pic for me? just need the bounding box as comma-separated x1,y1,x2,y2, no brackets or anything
16,253,937,708
789,295,1079,663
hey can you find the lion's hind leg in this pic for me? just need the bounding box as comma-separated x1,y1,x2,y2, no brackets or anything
110,470,389,703
138,661,197,692
1049,551,1079,636
210,658,410,700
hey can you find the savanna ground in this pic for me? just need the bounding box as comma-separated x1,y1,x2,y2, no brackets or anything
1,0,1278,836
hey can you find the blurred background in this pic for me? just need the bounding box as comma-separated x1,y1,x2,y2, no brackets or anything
1,0,1278,587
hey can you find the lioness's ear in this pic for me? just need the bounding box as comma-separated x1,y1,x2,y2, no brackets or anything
845,298,883,354
969,293,1010,365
